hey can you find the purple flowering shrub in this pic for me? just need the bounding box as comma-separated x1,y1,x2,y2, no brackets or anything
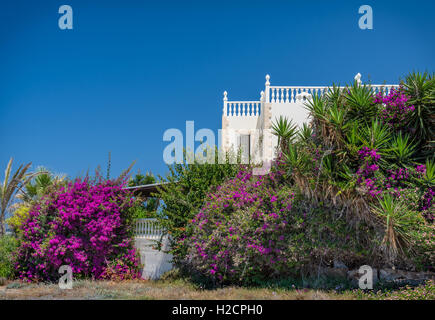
184,169,369,285
281,76,434,269
355,147,433,222
14,178,141,282
374,86,415,131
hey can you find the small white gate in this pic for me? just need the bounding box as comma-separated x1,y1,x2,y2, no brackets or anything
134,218,173,279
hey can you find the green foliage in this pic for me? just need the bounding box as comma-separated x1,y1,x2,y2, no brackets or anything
6,167,65,237
5,206,30,237
390,133,416,167
371,193,426,263
128,171,156,187
0,158,39,236
128,172,159,219
403,72,435,158
156,149,243,266
416,158,435,187
272,72,435,269
0,235,19,279
345,82,378,124
271,116,298,151
184,168,372,286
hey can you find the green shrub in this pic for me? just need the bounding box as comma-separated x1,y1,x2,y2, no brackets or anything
129,172,159,219
275,73,434,268
184,168,373,286
156,149,243,266
0,235,19,279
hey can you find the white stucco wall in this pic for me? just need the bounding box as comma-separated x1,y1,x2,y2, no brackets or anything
270,102,310,129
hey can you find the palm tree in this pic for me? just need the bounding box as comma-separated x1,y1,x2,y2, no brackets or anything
14,166,64,206
0,158,37,236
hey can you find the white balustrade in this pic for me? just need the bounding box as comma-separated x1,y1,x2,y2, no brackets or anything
267,84,399,104
222,75,399,118
223,101,262,117
135,218,164,239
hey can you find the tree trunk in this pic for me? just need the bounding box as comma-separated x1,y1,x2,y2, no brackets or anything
0,219,4,237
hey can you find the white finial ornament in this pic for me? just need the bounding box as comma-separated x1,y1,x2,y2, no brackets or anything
260,90,264,101
223,91,228,101
354,73,362,86
265,74,270,86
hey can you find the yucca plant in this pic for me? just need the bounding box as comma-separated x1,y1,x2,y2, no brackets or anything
304,93,329,139
413,158,435,188
372,193,424,264
389,133,416,167
345,82,377,124
358,119,392,151
341,121,361,165
271,116,298,152
327,103,347,130
325,84,345,107
297,123,313,145
305,91,327,119
403,72,435,158
305,92,345,148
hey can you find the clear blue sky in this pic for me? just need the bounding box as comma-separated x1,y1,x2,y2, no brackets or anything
1,0,434,180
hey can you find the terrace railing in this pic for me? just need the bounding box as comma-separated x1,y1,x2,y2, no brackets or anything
223,91,263,117
222,74,400,117
135,218,164,239
268,84,400,104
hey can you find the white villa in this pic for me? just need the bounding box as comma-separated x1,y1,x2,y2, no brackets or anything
221,74,399,163
135,74,400,279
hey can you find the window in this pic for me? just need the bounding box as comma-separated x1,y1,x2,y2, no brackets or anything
237,134,250,163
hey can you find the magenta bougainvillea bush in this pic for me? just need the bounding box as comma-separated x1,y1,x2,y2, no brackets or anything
14,178,141,282
183,168,368,285
355,146,433,221
374,86,415,131
184,169,296,284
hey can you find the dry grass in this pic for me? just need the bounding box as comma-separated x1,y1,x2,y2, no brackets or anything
0,279,355,300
